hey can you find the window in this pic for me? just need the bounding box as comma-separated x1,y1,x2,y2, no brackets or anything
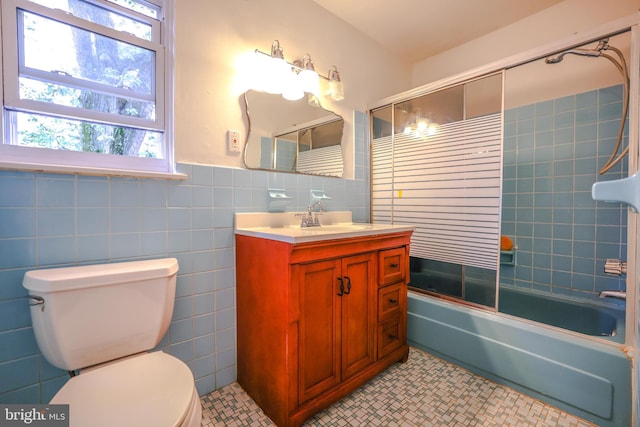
0,0,175,176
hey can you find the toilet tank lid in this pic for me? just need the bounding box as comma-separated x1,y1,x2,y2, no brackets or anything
23,258,179,293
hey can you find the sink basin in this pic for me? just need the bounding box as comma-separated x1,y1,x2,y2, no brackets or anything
292,224,375,232
235,212,414,243
319,224,374,232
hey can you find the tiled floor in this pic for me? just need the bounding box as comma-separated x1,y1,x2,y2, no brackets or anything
200,348,594,426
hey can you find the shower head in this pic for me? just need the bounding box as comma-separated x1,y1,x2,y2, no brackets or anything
543,37,629,175
544,39,610,64
545,49,602,64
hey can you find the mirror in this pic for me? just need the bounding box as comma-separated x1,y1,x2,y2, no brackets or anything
242,90,345,177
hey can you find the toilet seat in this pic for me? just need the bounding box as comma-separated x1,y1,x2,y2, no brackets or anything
51,351,201,427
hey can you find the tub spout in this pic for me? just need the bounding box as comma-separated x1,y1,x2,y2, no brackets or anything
598,290,626,300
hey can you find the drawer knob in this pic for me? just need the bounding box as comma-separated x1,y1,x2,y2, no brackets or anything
390,263,399,268
388,334,397,339
388,298,398,304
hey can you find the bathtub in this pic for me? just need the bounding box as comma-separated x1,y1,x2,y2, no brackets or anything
407,291,632,426
498,286,624,341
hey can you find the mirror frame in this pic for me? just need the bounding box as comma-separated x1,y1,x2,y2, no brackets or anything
241,90,345,176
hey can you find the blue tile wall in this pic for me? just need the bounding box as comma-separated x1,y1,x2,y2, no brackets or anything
501,85,626,304
275,140,297,172
0,111,370,403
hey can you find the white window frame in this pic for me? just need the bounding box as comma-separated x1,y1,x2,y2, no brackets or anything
0,0,179,178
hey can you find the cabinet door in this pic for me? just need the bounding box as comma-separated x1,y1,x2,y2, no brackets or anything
297,259,341,404
340,253,376,380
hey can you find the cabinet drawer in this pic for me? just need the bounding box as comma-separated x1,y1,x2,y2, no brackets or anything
377,320,404,358
378,284,402,322
378,247,406,286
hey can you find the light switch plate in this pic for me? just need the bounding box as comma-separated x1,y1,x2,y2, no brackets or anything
228,130,241,152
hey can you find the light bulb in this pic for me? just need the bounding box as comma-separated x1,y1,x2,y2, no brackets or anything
299,54,320,96
416,118,429,131
328,80,344,101
246,52,272,93
328,66,344,101
282,70,304,101
299,69,320,96
265,57,290,94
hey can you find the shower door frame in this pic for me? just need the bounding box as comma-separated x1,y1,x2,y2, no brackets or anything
369,14,640,349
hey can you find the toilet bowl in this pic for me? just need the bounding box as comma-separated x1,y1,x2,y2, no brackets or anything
23,258,202,427
52,352,201,427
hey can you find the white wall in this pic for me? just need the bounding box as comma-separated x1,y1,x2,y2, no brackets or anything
411,0,639,87
174,0,411,173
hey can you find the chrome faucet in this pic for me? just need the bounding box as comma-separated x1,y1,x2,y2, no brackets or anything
300,201,322,227
598,290,626,300
308,200,323,212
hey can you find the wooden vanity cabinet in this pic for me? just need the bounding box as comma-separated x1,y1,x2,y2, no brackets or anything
295,252,376,404
236,231,412,427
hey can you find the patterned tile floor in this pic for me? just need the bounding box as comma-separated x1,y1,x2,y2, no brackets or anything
200,347,594,426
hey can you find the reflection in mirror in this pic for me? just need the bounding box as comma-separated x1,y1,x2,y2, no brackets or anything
391,74,502,137
242,90,345,177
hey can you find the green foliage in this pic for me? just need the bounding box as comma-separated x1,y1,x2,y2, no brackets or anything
17,0,158,158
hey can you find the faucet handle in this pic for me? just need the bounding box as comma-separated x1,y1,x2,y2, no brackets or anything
604,259,627,275
295,212,309,227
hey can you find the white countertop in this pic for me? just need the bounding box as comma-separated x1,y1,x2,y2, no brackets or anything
234,211,414,244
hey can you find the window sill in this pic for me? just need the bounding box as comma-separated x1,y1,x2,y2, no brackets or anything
0,161,188,180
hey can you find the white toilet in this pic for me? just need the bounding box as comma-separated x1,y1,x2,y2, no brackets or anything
23,258,202,427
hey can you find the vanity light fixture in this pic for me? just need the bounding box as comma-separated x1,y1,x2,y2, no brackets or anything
282,55,318,101
281,60,305,101
263,40,291,95
327,66,344,101
270,39,284,60
250,40,343,102
299,54,320,97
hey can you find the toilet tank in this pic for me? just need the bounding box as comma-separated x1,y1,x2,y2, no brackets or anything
23,258,179,371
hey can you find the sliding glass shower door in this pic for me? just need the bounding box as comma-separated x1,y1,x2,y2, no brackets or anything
371,73,503,308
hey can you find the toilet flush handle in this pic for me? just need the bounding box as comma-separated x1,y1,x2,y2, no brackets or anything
28,295,45,312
